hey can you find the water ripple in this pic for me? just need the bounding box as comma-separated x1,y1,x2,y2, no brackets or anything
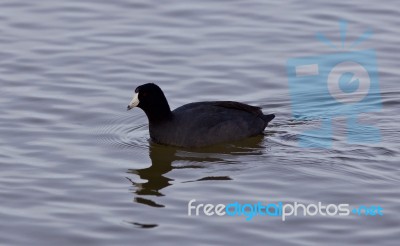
1,0,399,245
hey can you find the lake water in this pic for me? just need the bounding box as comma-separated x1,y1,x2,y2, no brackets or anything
1,0,399,245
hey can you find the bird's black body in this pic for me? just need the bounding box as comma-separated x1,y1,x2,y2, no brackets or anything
128,83,275,148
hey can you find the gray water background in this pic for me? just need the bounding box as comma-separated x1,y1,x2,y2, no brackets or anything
1,0,399,245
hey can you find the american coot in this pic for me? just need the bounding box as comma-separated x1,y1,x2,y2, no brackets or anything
127,83,275,148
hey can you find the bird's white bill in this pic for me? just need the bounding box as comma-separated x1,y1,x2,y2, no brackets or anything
127,92,139,110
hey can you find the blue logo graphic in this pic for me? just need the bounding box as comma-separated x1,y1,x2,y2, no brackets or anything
287,20,381,148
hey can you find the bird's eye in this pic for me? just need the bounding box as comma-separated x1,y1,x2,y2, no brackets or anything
142,92,147,97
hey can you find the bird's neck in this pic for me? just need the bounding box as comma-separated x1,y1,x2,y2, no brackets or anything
143,99,172,123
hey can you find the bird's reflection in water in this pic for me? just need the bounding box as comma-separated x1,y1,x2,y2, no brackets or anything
126,135,267,208
126,144,176,208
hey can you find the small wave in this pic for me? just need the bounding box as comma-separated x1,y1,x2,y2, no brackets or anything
92,112,149,150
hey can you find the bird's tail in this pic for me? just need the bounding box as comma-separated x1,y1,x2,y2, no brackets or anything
262,114,275,123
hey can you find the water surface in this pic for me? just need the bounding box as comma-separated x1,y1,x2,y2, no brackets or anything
1,0,399,245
